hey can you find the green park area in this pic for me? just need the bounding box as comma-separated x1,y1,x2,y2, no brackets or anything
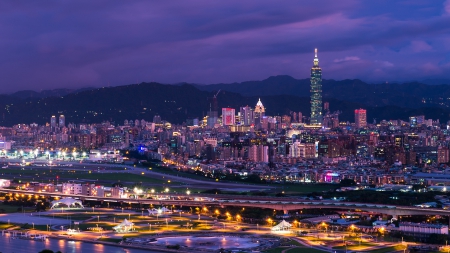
279,183,339,194
363,245,405,253
264,246,327,253
0,167,180,187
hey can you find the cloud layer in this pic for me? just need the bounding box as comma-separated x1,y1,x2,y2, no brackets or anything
0,1,450,92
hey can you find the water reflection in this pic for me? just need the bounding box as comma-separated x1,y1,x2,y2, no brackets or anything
0,235,153,253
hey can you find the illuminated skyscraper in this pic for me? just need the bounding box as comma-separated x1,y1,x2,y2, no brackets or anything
59,115,65,127
310,48,322,125
355,109,367,128
221,108,235,126
50,115,57,128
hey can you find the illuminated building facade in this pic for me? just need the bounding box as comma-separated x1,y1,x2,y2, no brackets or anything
58,115,65,127
222,108,235,126
50,115,57,128
355,109,367,128
310,48,322,125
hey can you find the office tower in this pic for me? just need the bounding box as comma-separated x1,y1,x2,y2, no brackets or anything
298,112,303,123
310,48,322,125
355,109,367,128
221,108,235,126
240,106,254,126
58,115,65,127
50,115,57,128
254,98,265,123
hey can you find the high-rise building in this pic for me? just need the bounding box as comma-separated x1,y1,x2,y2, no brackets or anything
355,109,367,128
50,115,57,128
239,106,254,126
254,98,265,124
310,48,323,125
58,115,65,127
248,145,269,162
221,108,235,126
409,115,425,127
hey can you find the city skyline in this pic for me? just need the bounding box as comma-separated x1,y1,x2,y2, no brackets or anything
1,1,450,92
3,2,450,253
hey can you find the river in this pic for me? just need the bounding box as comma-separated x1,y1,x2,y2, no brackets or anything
0,235,156,253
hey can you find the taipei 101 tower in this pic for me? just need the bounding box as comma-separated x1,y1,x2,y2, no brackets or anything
310,48,323,125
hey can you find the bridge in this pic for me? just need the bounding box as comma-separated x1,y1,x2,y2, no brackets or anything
0,188,448,217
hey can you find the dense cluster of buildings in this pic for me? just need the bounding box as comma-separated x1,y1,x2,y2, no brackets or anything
0,49,449,187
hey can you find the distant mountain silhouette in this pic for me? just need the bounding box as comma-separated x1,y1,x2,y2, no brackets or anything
9,87,95,99
0,81,449,126
196,75,450,109
421,78,450,85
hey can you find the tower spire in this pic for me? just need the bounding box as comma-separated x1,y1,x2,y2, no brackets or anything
313,48,319,67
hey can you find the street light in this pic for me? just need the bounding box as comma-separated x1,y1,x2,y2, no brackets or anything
379,227,385,241
322,222,327,234
186,190,191,195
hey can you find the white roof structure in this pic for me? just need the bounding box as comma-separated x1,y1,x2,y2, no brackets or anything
255,98,265,113
113,219,134,232
50,197,84,209
271,220,292,231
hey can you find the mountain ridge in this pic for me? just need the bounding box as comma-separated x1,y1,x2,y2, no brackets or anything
0,81,449,127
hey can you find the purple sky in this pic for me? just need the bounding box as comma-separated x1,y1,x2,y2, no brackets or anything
1,1,450,93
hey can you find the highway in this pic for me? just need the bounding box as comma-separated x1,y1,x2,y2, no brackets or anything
1,188,449,217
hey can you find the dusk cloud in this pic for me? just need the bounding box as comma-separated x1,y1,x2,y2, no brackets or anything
0,1,449,92
334,56,360,63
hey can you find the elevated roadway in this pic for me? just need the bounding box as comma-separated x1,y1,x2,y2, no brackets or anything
0,188,448,217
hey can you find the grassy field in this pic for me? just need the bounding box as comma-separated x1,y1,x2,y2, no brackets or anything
279,183,339,194
147,166,216,181
97,238,122,243
332,242,377,251
0,203,36,213
263,246,290,253
0,223,15,229
0,167,179,185
365,245,405,253
264,247,327,253
287,247,327,253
